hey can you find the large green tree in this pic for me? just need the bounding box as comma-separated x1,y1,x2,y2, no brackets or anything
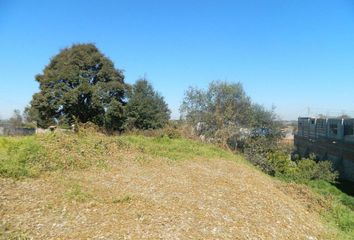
125,79,170,130
28,43,127,130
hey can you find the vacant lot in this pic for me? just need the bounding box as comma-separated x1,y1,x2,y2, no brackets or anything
0,133,338,239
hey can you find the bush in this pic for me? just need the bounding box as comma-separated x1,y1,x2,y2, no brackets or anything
265,150,338,184
280,158,338,183
243,137,285,174
243,137,338,184
267,152,338,183
180,81,281,149
266,151,296,176
158,126,182,139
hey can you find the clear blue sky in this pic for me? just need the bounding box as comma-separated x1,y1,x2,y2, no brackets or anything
1,0,354,120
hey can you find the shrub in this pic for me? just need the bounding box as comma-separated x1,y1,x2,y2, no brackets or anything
243,137,284,174
266,151,296,176
242,137,338,184
180,81,281,149
274,157,338,184
158,126,182,139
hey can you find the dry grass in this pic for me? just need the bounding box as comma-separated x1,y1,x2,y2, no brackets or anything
0,133,338,239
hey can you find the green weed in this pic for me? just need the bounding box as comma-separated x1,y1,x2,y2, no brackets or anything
65,183,93,203
0,137,44,178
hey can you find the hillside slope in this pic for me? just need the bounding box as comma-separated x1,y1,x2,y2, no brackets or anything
0,134,335,239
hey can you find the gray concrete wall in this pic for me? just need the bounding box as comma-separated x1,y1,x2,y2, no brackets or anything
342,159,354,182
295,135,354,182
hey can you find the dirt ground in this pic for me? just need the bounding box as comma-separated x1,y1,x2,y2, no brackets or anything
1,154,333,239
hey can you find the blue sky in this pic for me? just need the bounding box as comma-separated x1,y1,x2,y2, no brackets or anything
1,0,354,120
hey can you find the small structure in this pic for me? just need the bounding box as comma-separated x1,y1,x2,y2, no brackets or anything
294,117,354,182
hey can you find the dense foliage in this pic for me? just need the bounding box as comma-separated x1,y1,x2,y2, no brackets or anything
243,137,338,183
125,79,170,130
27,44,127,130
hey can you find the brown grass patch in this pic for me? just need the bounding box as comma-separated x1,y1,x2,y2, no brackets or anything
1,152,336,239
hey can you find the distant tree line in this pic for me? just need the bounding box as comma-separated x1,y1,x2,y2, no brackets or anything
0,110,25,128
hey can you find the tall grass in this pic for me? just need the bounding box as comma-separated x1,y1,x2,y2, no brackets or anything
0,137,45,178
1,132,353,238
120,134,240,161
0,131,122,178
305,180,354,238
0,132,241,179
